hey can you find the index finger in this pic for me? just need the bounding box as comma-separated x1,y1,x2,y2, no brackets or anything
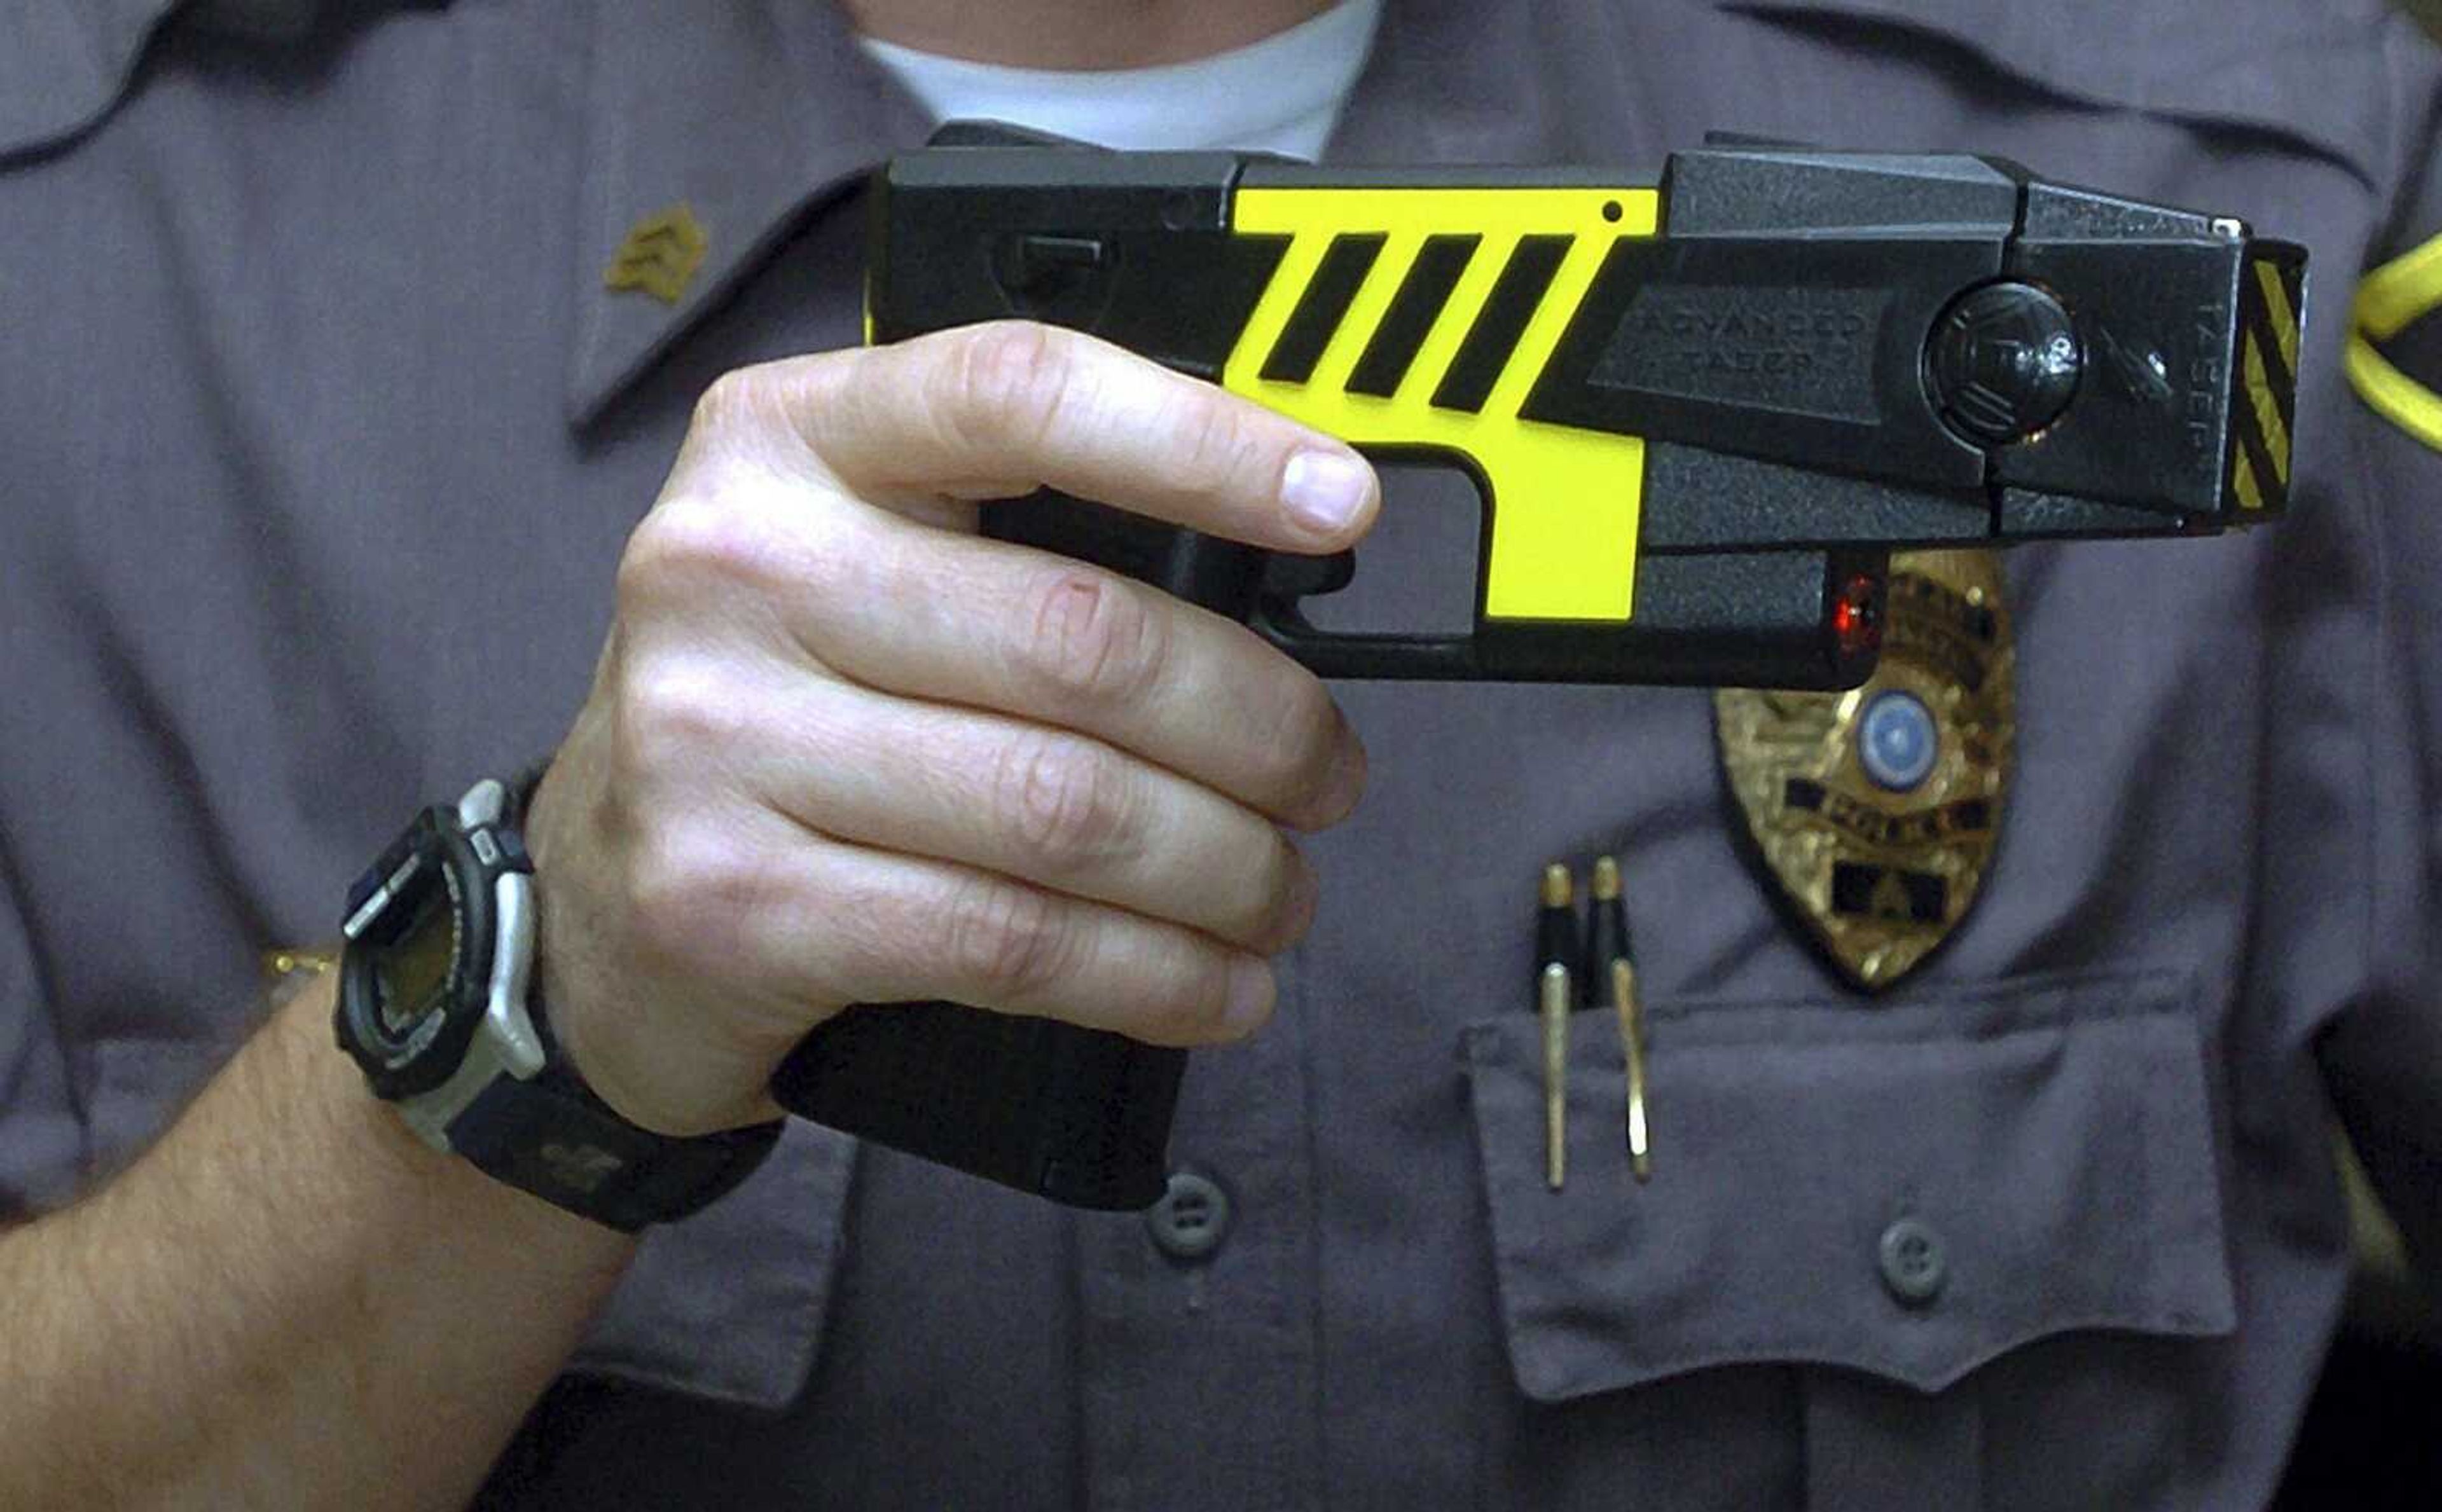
763,321,1381,552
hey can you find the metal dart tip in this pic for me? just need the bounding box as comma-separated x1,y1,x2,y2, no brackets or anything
1591,855,1622,902
1542,863,1573,909
1611,956,1651,1186
1541,961,1571,1192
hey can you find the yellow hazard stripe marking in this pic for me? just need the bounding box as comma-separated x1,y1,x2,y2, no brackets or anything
2233,451,2265,511
2254,261,2300,372
1225,186,1660,622
2349,229,2442,454
1397,232,1515,406
2242,333,2289,486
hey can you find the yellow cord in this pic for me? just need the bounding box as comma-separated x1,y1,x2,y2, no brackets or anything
2348,230,2442,453
2346,334,2442,451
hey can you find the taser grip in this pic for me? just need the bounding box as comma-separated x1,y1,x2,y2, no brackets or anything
768,504,1266,1211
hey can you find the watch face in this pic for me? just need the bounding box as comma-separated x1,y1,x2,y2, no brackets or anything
338,801,506,1100
375,880,461,1036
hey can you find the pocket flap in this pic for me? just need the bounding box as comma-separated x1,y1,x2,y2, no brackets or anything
1460,967,2234,1401
569,1121,859,1409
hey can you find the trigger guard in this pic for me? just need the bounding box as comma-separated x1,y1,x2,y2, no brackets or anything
1258,548,1356,600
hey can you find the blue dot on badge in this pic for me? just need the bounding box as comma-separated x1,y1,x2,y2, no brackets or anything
1858,691,1939,792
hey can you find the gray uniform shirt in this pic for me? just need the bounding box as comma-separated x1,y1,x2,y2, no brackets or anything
5,1,2439,1507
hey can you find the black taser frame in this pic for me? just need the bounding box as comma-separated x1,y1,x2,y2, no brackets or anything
770,125,2307,1209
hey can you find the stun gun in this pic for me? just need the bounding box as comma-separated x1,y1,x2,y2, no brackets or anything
768,125,2308,1209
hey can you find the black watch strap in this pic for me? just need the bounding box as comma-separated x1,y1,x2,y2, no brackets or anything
447,762,783,1232
448,997,785,1233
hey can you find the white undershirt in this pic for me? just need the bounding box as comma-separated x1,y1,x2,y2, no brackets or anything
856,0,1383,161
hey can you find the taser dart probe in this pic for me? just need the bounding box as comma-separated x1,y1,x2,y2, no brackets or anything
1585,856,1650,1181
1538,863,1579,1192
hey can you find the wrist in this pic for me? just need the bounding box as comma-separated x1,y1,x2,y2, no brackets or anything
523,758,785,1138
293,975,638,1280
520,764,683,1134
337,773,785,1232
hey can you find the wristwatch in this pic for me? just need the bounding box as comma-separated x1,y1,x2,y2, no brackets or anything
335,776,782,1231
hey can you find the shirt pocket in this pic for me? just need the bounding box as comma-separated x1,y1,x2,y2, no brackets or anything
1458,966,2233,1403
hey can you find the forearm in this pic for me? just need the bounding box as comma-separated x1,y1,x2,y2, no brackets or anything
0,976,636,1511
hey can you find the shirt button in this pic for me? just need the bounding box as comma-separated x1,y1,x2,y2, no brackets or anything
1145,1170,1232,1263
1878,1216,1948,1305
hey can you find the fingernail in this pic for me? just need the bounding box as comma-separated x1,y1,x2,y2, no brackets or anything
1225,956,1277,1034
1280,451,1373,537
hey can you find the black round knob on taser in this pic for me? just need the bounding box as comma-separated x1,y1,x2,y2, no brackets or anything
1926,280,2083,445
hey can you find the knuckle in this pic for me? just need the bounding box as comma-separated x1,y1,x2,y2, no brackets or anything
687,365,791,441
1255,673,1346,810
993,730,1137,874
612,654,749,780
614,507,693,616
1162,953,1250,1043
1238,841,1312,952
620,820,766,977
946,876,1073,1002
691,357,851,466
1019,568,1168,711
941,321,1072,454
618,491,782,610
691,369,753,434
1164,392,1264,502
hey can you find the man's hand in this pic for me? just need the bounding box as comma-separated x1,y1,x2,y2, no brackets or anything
527,320,1381,1137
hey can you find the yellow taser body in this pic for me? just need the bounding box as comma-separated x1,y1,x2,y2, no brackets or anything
1222,186,1660,622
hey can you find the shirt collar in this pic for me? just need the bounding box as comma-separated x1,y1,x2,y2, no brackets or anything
6,0,2383,176
564,0,929,427
0,1,450,160
0,0,184,158
565,0,1534,427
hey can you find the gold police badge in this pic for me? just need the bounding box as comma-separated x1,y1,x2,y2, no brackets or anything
1714,549,2013,990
